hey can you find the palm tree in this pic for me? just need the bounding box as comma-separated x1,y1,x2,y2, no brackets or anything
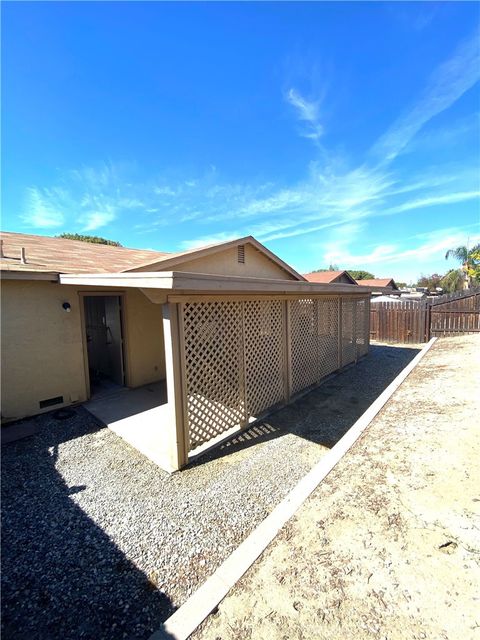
440,269,465,293
445,243,480,289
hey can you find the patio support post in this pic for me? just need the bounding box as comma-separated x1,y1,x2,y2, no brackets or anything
162,302,188,471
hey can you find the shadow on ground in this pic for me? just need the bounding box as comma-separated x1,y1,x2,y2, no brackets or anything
1,414,175,640
192,344,421,466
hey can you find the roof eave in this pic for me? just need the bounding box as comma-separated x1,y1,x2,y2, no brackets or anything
1,270,59,281
59,270,370,295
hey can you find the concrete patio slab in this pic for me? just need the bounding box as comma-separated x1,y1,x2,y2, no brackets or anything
85,381,172,469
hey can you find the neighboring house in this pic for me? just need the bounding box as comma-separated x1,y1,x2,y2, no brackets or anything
303,270,358,285
356,278,399,295
370,294,424,303
1,231,371,472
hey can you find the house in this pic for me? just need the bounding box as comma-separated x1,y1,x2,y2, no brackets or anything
356,278,399,295
370,294,424,303
303,270,358,285
1,231,371,472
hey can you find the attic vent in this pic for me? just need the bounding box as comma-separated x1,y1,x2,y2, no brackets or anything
237,245,245,264
39,395,64,409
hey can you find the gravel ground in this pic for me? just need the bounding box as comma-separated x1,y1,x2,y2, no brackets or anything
1,343,420,640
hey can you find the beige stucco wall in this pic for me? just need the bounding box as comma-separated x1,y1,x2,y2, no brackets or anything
166,244,297,280
123,288,165,387
1,280,88,421
1,280,166,422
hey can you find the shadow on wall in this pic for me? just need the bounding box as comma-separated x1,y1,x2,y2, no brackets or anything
1,413,175,640
192,344,421,466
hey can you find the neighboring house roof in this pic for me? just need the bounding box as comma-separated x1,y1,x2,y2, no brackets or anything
0,232,305,281
370,295,409,303
356,278,398,289
123,235,306,281
303,270,357,285
0,231,169,274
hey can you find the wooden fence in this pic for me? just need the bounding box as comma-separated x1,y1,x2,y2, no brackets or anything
430,287,480,337
370,288,480,343
370,300,428,343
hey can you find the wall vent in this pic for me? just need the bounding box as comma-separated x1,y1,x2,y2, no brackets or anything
39,395,64,409
237,244,245,264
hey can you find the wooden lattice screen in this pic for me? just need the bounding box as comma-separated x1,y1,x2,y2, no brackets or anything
244,300,286,416
356,297,370,358
180,295,370,453
290,297,340,395
181,301,246,450
341,298,357,366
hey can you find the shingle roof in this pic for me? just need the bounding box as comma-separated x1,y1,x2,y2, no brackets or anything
303,270,357,285
0,231,306,281
0,231,170,274
356,278,397,288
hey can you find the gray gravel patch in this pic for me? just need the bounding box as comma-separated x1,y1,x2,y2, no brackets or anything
1,343,420,640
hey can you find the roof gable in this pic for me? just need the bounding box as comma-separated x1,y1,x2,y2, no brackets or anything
357,278,398,289
124,236,306,281
303,270,357,285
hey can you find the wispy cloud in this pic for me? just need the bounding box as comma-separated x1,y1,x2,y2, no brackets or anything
180,231,241,251
384,190,480,216
322,226,480,282
21,163,151,232
400,113,480,156
371,28,480,163
177,29,479,247
82,208,116,231
19,27,479,261
22,187,66,228
285,88,324,142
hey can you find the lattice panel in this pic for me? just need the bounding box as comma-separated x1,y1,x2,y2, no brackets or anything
317,297,340,379
290,297,340,396
244,300,286,416
355,298,370,358
290,299,320,395
341,298,357,366
180,295,367,454
181,301,245,450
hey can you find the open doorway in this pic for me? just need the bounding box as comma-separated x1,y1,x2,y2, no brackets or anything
83,295,125,398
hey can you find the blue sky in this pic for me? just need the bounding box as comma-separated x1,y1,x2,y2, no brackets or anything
2,1,479,283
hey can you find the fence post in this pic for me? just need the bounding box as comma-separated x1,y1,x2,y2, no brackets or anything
425,301,431,342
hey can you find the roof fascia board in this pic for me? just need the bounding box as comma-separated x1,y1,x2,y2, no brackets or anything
59,270,371,295
1,271,59,282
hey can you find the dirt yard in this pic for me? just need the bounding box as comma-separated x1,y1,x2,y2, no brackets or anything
195,335,480,640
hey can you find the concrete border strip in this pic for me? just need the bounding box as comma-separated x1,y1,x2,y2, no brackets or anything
151,338,438,640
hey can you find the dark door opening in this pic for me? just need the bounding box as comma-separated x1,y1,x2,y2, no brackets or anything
84,295,125,397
